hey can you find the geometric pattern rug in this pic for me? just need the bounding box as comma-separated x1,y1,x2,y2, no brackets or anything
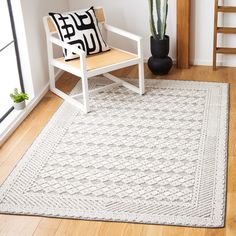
0,77,229,227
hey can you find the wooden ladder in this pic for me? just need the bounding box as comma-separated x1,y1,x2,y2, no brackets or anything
213,0,236,70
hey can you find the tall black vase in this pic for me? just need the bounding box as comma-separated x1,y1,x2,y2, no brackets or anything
148,36,173,75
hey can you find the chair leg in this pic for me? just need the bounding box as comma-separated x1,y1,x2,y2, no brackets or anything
49,65,56,90
49,65,89,113
81,74,90,113
138,62,145,95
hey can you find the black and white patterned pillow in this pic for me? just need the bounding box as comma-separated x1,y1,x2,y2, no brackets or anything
49,7,110,61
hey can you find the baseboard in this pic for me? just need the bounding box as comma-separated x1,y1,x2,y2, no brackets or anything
191,59,236,67
144,58,177,64
145,57,236,67
0,69,65,146
190,60,213,66
0,83,50,146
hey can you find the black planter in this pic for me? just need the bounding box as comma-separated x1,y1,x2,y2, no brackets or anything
148,35,173,75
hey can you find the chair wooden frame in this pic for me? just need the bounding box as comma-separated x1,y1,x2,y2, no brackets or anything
43,7,145,113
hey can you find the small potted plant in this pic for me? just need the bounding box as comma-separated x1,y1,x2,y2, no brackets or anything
10,88,29,110
147,0,173,75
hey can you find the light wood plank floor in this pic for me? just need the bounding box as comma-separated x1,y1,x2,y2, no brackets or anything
0,65,236,236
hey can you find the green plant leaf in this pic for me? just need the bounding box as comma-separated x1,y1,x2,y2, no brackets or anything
9,88,29,103
155,0,168,40
148,0,158,38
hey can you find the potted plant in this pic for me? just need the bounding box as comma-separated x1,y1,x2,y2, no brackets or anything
147,0,173,75
10,88,29,110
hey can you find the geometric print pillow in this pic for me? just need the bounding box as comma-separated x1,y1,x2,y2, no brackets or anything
49,7,110,61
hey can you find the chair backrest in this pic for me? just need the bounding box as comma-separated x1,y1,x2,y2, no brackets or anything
44,7,105,34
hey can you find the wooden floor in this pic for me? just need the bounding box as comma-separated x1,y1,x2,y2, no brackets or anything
0,65,236,236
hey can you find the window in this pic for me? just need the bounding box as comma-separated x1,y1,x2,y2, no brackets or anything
0,0,24,123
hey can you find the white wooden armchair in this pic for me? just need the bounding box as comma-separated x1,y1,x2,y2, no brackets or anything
43,7,145,113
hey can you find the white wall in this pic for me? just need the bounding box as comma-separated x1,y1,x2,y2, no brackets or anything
68,0,176,61
18,0,69,97
190,0,216,65
222,0,236,67
16,0,236,99
14,0,236,99
190,0,236,67
69,0,236,67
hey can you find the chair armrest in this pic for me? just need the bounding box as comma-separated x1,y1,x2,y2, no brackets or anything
104,24,142,42
50,36,86,58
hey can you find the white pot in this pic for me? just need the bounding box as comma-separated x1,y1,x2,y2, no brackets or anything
14,100,26,110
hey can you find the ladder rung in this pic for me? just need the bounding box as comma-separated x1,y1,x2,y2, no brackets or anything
218,6,236,13
217,27,236,34
216,47,236,54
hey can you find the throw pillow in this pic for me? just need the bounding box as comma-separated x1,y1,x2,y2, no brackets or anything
49,7,110,61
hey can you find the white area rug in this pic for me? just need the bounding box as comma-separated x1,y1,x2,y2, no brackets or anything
0,77,229,227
